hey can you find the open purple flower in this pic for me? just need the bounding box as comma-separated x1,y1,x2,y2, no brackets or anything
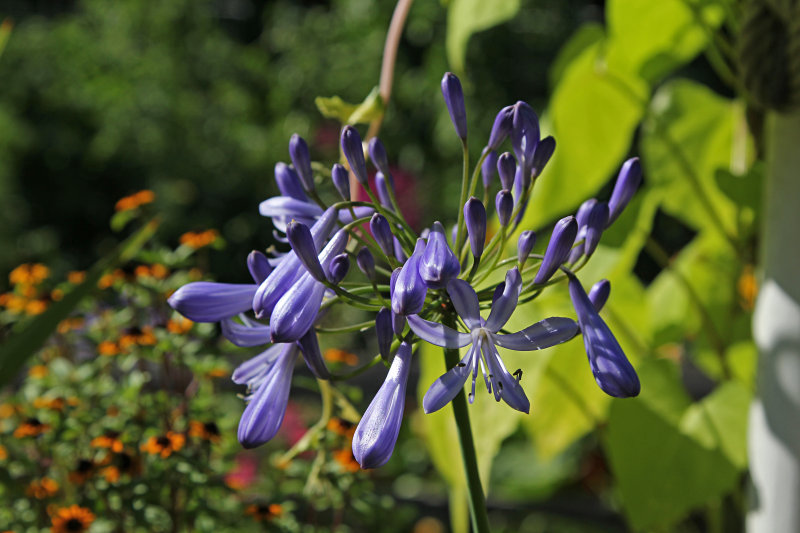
352,341,413,468
407,268,578,413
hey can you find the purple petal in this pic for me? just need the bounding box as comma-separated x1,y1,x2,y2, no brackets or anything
258,196,323,220
419,222,460,288
289,134,314,192
530,136,555,178
487,105,514,150
274,162,309,202
356,247,376,280
584,202,609,257
441,72,467,139
376,307,393,361
221,318,271,347
297,328,331,379
287,220,325,282
375,172,393,210
370,213,395,259
327,253,350,284
464,198,487,259
496,189,513,226
368,137,390,176
516,230,536,267
422,345,476,414
607,157,642,227
391,239,428,315
247,251,272,285
533,216,578,285
481,149,498,189
232,344,284,385
569,276,639,397
331,163,350,201
497,152,516,191
168,282,257,322
341,126,368,185
352,341,413,468
407,315,471,348
482,338,529,413
485,267,522,332
493,317,579,351
237,344,298,448
446,278,481,330
588,279,611,312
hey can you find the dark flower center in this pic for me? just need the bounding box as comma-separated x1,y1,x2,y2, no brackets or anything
66,518,84,531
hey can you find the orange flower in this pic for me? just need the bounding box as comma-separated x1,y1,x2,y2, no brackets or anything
115,190,155,212
324,348,359,366
245,503,283,522
738,265,758,311
0,292,26,312
333,447,360,473
206,368,228,378
150,263,169,279
14,417,50,438
67,271,86,284
97,341,119,357
29,365,48,378
326,417,356,438
33,397,67,411
166,316,193,334
118,326,156,349
134,265,151,279
188,420,221,443
50,505,95,533
57,318,84,334
97,269,125,289
25,299,48,315
9,263,50,285
0,444,7,460
179,229,219,249
0,403,18,418
90,432,124,453
68,459,95,485
140,432,185,458
51,288,64,301
26,477,59,499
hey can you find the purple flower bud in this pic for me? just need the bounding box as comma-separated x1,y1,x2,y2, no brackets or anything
568,240,585,265
253,208,338,319
368,137,390,176
356,247,375,280
419,222,460,288
352,341,413,468
511,101,539,170
588,279,610,312
607,157,642,227
464,197,486,259
517,230,536,267
568,275,639,398
221,317,271,347
168,282,257,323
375,172,393,210
530,135,555,178
289,134,314,192
341,126,368,186
237,343,297,448
286,220,326,282
488,105,514,150
533,216,578,285
496,190,513,226
393,237,407,263
391,239,428,315
370,213,395,259
583,202,609,257
328,253,350,284
298,328,331,379
247,251,272,285
497,152,516,191
441,72,467,139
269,230,348,342
481,149,498,190
274,162,309,202
576,199,598,228
376,307,393,362
331,163,350,201
392,310,406,336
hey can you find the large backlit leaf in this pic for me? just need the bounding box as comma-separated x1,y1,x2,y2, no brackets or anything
606,0,723,83
446,0,520,75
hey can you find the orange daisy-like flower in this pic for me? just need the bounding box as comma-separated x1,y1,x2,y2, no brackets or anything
28,365,49,378
115,190,155,212
50,505,95,533
738,265,758,311
68,459,95,485
245,503,283,522
179,229,219,249
14,418,50,438
206,368,228,378
326,417,356,439
97,269,125,289
9,263,50,286
67,271,86,284
25,299,48,315
324,348,359,366
0,444,7,460
26,477,59,499
188,420,221,443
97,341,119,357
33,397,67,411
333,447,361,473
100,451,140,483
140,432,185,458
57,318,84,334
90,431,124,453
166,316,193,334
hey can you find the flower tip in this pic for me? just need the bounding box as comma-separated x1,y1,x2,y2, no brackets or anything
441,72,467,139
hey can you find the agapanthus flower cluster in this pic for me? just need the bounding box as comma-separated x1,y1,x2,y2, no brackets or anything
168,72,642,469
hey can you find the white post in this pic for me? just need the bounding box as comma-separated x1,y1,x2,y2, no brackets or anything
748,111,800,532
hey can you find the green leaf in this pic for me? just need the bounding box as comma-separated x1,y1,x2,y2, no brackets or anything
445,0,520,75
548,22,605,90
714,162,763,211
314,86,384,125
523,41,647,229
641,79,750,234
604,359,747,530
605,0,723,84
0,218,160,387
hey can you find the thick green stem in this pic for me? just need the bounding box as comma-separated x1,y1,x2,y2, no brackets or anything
443,315,491,533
